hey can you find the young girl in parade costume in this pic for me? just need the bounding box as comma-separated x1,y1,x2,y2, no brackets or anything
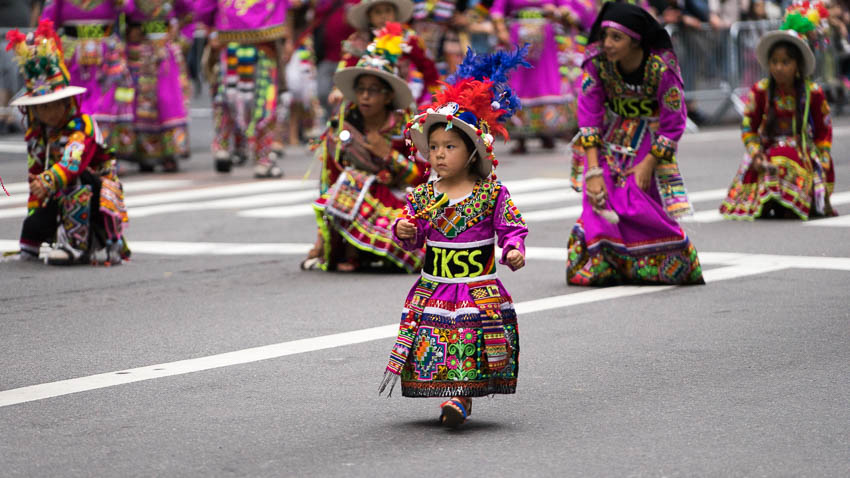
124,0,194,173
303,26,429,272
331,1,439,107
4,21,129,265
379,47,529,428
196,0,291,178
40,0,136,164
719,2,836,220
566,2,704,286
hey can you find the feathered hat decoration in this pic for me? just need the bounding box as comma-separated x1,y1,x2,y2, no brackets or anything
405,45,530,179
333,22,415,110
6,19,86,106
757,1,826,77
782,0,829,35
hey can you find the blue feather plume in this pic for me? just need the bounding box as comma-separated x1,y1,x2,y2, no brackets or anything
446,45,531,122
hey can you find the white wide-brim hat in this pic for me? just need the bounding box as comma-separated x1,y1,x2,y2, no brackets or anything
10,85,86,106
346,0,414,32
407,103,496,178
334,66,414,111
756,30,816,77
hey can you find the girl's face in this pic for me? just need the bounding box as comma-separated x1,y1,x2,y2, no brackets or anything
354,75,393,117
32,99,70,128
769,46,798,87
602,27,640,63
428,127,473,180
368,3,397,29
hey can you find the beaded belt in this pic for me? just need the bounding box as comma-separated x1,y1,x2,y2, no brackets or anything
422,238,497,283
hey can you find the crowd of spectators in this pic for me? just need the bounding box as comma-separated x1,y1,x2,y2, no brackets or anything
2,0,850,134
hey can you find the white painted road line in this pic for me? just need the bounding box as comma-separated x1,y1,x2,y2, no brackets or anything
4,253,847,409
0,141,28,154
129,190,318,218
125,179,315,207
237,204,315,219
804,215,850,227
501,177,573,194
4,239,849,272
522,204,583,222
683,191,850,224
0,179,196,207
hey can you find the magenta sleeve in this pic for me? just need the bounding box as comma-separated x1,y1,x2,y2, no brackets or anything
652,66,687,160
41,0,59,23
494,186,528,270
576,59,605,147
490,0,508,17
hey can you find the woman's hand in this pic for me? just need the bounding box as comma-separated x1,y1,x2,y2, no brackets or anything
328,88,344,107
506,249,525,270
28,173,48,203
396,219,416,240
585,174,607,209
362,130,392,161
626,154,657,191
751,152,777,174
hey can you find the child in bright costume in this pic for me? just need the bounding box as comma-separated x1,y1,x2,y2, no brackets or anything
719,2,836,220
6,20,129,265
337,1,439,107
40,0,135,162
566,2,704,286
196,0,290,178
379,47,530,428
304,26,429,272
125,0,194,172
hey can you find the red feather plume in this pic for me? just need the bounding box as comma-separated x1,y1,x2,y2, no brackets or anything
426,78,509,141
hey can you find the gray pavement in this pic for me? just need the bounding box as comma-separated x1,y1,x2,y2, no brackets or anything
0,113,848,477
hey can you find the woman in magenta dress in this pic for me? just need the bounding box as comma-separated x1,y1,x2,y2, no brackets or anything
40,0,135,162
379,48,529,428
125,0,193,172
196,0,290,178
567,2,704,286
492,0,574,153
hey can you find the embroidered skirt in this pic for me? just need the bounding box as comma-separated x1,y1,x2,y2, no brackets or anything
566,155,704,286
383,239,520,398
126,37,189,160
313,168,424,272
719,143,836,220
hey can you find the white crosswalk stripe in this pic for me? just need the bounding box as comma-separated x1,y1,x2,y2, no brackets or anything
1,176,848,227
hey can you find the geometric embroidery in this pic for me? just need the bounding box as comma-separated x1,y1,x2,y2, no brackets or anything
581,71,595,95
408,179,501,239
61,185,93,251
663,86,682,112
413,326,446,380
502,197,525,226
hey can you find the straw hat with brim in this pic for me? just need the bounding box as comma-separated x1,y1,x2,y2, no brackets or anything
757,30,815,77
11,85,86,106
334,57,414,110
408,102,497,178
346,0,414,32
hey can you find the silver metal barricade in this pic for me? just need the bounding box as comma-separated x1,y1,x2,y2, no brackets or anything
729,19,782,116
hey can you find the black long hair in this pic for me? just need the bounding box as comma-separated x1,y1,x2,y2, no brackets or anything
764,40,807,144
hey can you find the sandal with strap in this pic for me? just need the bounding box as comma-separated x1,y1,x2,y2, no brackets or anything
439,398,471,429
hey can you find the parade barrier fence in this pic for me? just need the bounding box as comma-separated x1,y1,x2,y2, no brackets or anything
670,20,849,123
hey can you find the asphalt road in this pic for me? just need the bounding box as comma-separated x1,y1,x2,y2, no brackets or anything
0,112,848,477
